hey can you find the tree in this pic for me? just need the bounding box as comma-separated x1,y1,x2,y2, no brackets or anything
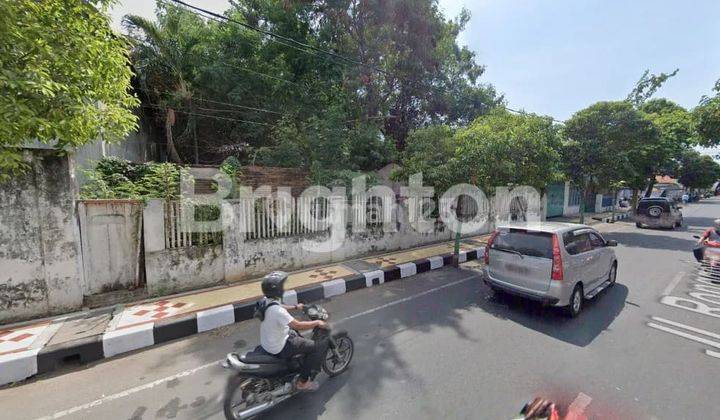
0,0,138,180
694,79,720,147
450,109,562,193
635,98,696,193
123,4,211,163
123,1,500,169
626,69,679,108
563,101,658,221
677,149,720,190
393,125,456,191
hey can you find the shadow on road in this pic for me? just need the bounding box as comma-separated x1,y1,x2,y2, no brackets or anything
603,231,697,252
475,282,628,347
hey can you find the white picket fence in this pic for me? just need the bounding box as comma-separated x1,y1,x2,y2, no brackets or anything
163,195,404,247
243,196,330,240
164,201,223,249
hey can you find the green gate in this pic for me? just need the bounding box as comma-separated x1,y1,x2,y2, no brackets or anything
546,183,565,217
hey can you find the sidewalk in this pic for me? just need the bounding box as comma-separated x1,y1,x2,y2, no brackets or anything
0,234,490,387
550,208,631,225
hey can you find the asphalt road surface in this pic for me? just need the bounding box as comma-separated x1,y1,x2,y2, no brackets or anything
2,199,719,420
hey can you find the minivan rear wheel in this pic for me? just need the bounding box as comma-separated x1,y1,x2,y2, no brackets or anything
566,284,583,318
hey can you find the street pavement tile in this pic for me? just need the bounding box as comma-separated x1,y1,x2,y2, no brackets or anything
0,323,50,355
364,243,455,267
115,300,197,329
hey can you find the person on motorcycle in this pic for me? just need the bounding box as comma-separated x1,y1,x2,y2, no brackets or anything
259,271,328,392
695,219,720,261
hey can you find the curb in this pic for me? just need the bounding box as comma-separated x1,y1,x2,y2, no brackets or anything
0,247,484,387
601,213,629,223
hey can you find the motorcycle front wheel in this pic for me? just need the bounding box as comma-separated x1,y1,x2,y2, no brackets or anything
322,335,354,377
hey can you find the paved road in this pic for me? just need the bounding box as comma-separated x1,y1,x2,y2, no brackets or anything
2,199,719,420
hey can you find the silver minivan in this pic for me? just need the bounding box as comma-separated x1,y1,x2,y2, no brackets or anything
483,222,618,317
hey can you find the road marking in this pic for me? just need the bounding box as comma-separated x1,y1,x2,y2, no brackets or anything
34,274,478,420
651,316,720,340
647,322,720,351
662,271,685,296
34,361,220,420
337,274,477,324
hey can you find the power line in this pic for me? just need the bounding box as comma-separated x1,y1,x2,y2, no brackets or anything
134,87,283,116
150,1,566,126
162,0,389,76
141,104,275,126
194,98,283,115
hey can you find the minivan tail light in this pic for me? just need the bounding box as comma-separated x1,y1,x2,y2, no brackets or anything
551,233,563,281
484,230,500,264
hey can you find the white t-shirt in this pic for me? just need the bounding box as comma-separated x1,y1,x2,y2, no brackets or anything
260,303,294,354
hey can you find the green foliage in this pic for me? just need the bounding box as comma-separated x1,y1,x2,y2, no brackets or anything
123,1,501,166
308,161,379,191
393,125,456,189
0,0,139,178
451,109,562,192
563,101,658,190
677,149,720,190
636,99,695,183
80,157,185,200
694,80,720,147
395,110,562,193
626,69,679,107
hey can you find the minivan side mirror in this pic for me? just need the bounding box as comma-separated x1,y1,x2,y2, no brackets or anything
606,240,618,247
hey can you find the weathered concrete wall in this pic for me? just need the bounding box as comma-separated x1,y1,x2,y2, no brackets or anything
73,129,151,186
145,245,225,295
0,150,83,323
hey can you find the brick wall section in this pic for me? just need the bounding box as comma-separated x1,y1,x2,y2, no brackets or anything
191,165,310,196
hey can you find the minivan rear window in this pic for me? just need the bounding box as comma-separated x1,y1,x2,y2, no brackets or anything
491,229,553,259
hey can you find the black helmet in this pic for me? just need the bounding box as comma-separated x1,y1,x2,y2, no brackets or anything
261,271,288,299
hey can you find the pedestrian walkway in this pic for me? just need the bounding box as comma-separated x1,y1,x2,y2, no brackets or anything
0,234,490,386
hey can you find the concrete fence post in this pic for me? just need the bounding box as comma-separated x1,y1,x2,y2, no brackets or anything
223,200,246,282
143,199,165,253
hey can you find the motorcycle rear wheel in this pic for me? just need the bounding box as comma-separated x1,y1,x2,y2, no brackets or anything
223,376,267,420
322,335,354,377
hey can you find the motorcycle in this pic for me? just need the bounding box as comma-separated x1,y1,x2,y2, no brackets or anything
221,304,354,419
693,235,720,280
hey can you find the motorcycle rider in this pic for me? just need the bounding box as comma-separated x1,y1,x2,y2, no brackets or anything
259,271,328,392
695,219,720,261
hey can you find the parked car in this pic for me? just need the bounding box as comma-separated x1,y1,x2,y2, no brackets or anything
483,222,618,317
634,197,683,229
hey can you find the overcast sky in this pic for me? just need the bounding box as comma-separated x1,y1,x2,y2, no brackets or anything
110,0,720,157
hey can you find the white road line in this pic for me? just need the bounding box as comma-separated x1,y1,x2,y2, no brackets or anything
337,275,477,324
647,322,720,350
34,361,220,420
662,271,685,296
34,274,478,420
706,349,720,359
651,316,720,340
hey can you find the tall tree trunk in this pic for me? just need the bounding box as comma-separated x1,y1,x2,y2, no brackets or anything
579,185,586,224
165,109,182,163
644,179,655,197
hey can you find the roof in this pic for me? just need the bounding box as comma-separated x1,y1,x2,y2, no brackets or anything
495,221,590,233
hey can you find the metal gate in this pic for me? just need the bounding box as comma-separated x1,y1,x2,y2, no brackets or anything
546,183,565,218
77,200,143,295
